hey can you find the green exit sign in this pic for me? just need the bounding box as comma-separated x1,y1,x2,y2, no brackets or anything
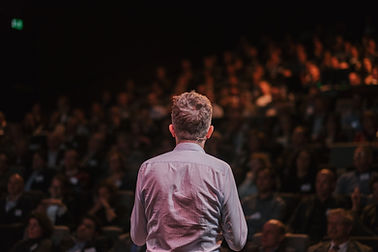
11,18,24,30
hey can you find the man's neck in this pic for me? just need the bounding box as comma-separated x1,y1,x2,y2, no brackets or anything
176,139,205,149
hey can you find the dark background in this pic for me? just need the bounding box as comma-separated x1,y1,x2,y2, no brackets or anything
0,3,376,121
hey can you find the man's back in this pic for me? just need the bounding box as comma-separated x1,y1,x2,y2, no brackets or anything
131,142,247,251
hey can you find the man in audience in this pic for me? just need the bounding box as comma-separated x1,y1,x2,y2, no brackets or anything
242,167,286,240
288,169,349,244
308,208,372,252
360,175,378,234
24,150,54,192
336,145,377,196
245,219,296,252
60,215,103,252
0,173,35,224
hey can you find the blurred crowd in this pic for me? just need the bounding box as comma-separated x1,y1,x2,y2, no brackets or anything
0,22,378,251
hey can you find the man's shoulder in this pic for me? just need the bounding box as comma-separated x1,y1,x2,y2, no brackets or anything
349,240,373,252
141,149,230,170
308,241,330,252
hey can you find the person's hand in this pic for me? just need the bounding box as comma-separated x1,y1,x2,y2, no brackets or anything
99,197,111,209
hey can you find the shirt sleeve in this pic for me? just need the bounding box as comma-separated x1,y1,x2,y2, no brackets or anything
221,166,248,251
130,165,148,246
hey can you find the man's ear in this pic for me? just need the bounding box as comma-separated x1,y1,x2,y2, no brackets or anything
169,124,176,138
206,125,214,139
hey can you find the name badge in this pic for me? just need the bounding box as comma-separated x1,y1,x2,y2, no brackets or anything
360,173,370,181
15,209,22,216
89,160,98,166
70,177,78,185
248,212,262,220
30,243,38,251
301,183,311,192
35,175,44,182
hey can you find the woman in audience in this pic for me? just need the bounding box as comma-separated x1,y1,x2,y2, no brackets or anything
9,212,54,252
88,180,123,227
281,149,317,194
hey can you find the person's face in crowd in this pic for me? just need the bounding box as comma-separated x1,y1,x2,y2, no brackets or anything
259,81,271,95
327,213,351,243
117,92,128,106
363,58,372,72
249,158,265,175
27,218,43,239
98,186,111,201
353,147,372,173
88,134,103,153
49,178,63,198
261,222,284,249
316,171,334,199
77,218,96,242
256,169,273,194
8,174,24,196
32,153,45,171
296,150,311,178
64,150,78,170
291,127,306,147
109,154,122,173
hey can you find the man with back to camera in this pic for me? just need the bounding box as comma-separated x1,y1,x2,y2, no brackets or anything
131,91,248,251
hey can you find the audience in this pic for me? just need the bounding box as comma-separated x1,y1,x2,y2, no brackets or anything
0,20,378,251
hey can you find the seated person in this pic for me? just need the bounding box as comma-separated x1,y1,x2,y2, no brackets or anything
242,168,286,240
288,169,349,244
24,150,55,193
0,173,35,225
62,149,90,193
336,145,377,196
9,212,54,252
34,174,75,230
104,150,134,191
88,181,124,228
308,208,372,252
245,219,296,252
238,153,270,199
360,175,378,234
60,215,103,252
281,149,316,194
